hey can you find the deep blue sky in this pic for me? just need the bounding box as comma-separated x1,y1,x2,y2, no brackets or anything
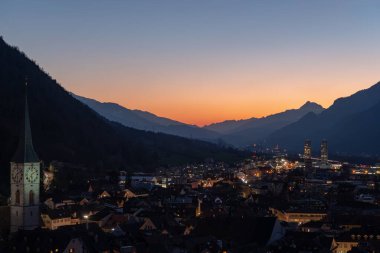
1,1,380,125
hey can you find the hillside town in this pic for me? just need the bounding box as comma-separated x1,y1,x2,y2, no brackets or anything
2,2,380,252
1,95,379,253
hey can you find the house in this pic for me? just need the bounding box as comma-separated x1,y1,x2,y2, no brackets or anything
5,224,114,252
41,209,79,230
300,221,331,233
101,213,129,232
270,207,327,224
331,237,359,253
79,197,90,206
97,190,111,199
63,238,86,253
87,208,113,228
332,214,380,231
131,174,158,190
139,218,157,231
44,197,79,210
191,217,285,247
270,231,333,253
123,189,137,199
331,226,380,253
124,198,151,213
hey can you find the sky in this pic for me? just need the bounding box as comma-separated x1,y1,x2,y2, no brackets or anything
1,1,380,126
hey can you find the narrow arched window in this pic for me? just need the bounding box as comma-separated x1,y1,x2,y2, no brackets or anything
15,190,20,204
29,190,35,205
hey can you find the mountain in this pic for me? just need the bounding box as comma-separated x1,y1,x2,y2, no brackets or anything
268,82,380,155
72,94,184,130
75,94,325,148
73,94,222,141
0,37,245,192
204,101,324,146
204,118,258,135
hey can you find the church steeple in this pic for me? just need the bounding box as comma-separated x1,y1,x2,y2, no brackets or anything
10,79,41,233
12,79,39,163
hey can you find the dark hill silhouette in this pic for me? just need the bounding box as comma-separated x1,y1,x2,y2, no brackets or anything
73,93,221,141
205,101,324,146
268,82,380,155
328,100,380,154
0,37,245,193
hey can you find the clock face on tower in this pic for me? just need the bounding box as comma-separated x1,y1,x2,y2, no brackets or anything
26,166,39,183
11,167,23,184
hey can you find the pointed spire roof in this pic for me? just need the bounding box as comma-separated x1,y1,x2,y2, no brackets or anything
12,79,39,163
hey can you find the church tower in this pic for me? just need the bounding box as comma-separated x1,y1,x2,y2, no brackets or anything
10,81,40,232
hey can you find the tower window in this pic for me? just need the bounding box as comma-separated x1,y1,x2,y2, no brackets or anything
15,190,20,204
29,190,35,205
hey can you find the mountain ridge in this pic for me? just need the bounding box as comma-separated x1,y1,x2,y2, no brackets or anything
73,93,222,141
73,93,186,127
0,37,245,195
74,93,327,148
267,81,380,154
204,101,324,135
203,101,324,146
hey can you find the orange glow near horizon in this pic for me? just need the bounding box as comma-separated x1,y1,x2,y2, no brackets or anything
3,1,380,126
30,42,380,127
63,72,379,126
41,34,380,127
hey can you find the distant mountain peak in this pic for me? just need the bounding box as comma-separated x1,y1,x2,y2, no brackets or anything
72,93,221,140
267,81,380,155
299,101,324,111
332,80,380,108
0,37,241,175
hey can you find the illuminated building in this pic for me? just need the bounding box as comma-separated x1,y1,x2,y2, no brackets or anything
321,139,328,163
10,82,40,232
270,208,327,224
304,140,312,175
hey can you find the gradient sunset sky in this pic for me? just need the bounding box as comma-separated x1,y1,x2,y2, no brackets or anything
1,1,380,126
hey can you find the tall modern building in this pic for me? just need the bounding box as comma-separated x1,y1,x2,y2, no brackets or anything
304,140,312,159
304,140,312,174
321,139,328,163
10,83,40,232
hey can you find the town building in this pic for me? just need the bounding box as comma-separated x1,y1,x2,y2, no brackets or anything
304,139,313,175
321,139,328,163
10,83,40,232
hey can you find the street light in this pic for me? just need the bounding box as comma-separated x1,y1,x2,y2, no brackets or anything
83,215,89,231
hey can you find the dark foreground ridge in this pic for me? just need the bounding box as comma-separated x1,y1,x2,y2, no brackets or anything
0,37,245,190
